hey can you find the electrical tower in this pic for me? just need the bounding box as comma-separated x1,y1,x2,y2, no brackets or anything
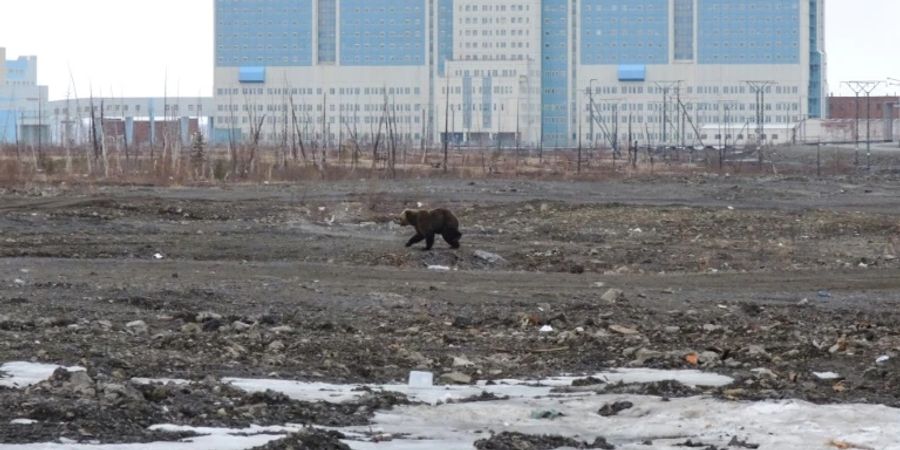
844,81,883,170
653,81,682,148
744,81,777,169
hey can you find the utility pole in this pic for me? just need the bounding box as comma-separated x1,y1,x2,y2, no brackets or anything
844,81,881,170
654,81,682,148
588,79,599,150
744,81,777,169
443,76,450,173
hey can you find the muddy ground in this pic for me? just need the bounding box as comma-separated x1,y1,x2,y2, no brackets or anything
1,175,900,444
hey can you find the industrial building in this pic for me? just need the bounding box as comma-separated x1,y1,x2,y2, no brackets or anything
212,0,828,149
0,47,50,145
47,97,215,148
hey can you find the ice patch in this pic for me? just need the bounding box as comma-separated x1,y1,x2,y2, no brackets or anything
0,362,85,389
225,368,733,406
5,366,900,450
0,431,282,449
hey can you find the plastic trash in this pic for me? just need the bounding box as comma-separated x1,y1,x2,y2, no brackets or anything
408,371,434,388
539,325,554,333
876,355,890,365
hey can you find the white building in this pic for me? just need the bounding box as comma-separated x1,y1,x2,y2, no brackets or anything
0,47,50,145
213,0,827,149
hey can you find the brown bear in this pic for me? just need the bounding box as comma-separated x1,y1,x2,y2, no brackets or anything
399,208,462,250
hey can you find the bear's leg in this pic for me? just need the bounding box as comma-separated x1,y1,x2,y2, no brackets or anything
424,233,436,251
406,234,425,248
442,231,461,249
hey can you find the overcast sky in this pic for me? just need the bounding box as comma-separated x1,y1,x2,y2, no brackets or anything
1,0,898,100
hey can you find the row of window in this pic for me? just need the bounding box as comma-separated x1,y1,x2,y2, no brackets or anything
52,104,203,115
218,86,423,97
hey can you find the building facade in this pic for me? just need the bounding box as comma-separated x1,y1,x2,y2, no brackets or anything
212,0,827,148
0,47,50,145
47,97,215,148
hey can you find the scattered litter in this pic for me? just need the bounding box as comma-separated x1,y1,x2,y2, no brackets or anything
153,253,165,260
428,265,451,271
827,439,876,450
876,355,890,365
817,290,832,299
474,250,506,264
13,279,25,286
814,372,842,381
684,353,700,366
609,324,639,335
408,371,434,388
9,418,37,425
539,325,554,333
727,206,735,210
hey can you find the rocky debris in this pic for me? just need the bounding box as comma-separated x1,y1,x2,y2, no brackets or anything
474,250,507,265
597,401,634,417
530,409,564,420
438,372,473,385
609,324,639,335
601,380,701,399
451,391,510,403
675,440,720,449
474,432,615,450
452,356,476,368
571,377,606,387
727,436,760,449
0,368,412,444
249,429,350,450
600,289,625,303
125,320,148,335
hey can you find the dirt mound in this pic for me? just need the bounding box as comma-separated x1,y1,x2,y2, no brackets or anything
0,368,411,444
474,431,614,450
602,380,702,398
249,429,350,450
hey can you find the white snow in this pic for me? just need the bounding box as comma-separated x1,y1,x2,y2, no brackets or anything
0,362,85,389
347,394,900,450
225,368,734,406
0,432,281,450
9,419,37,425
3,364,900,450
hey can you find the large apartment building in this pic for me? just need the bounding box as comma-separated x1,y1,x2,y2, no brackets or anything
212,0,827,148
0,47,50,144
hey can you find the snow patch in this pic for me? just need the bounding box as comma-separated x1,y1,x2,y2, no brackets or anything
225,368,733,406
5,366,900,450
0,362,85,389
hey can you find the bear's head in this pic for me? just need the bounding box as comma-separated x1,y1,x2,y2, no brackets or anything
398,209,414,226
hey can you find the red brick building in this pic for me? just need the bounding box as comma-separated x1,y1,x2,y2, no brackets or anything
828,96,900,120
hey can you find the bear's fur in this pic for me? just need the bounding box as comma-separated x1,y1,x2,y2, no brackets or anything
399,208,462,250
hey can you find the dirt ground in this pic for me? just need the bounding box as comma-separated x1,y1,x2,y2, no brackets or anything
2,174,900,444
